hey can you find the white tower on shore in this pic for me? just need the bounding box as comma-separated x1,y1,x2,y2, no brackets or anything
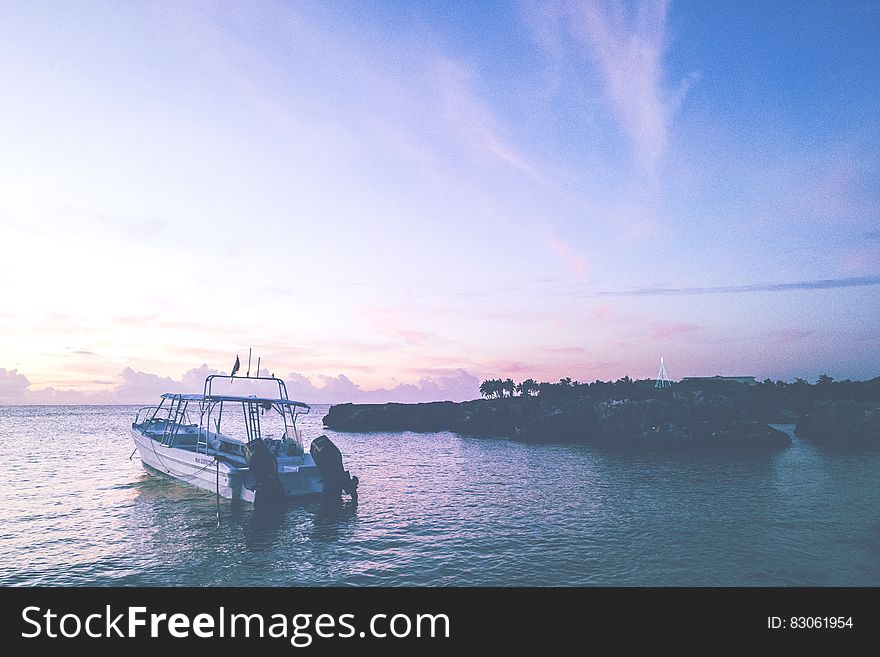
655,357,671,388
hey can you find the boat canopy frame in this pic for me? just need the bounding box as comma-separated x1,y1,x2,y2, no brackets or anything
137,374,311,455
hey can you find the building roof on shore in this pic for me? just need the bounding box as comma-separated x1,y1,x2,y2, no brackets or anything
680,375,757,385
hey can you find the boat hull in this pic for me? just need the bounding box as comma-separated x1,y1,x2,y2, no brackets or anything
130,427,323,503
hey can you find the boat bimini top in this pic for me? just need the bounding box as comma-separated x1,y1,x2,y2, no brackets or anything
134,374,311,454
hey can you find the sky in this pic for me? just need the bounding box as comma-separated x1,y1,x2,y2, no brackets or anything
1,0,878,404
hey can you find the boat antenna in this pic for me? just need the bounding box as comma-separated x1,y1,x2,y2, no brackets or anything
257,356,261,378
246,347,252,378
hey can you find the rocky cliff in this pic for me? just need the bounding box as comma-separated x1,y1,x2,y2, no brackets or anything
795,401,880,445
323,391,791,450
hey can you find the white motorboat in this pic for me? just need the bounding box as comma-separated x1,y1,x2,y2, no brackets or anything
130,370,358,507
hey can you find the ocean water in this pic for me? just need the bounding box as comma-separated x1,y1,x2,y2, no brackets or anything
0,404,878,586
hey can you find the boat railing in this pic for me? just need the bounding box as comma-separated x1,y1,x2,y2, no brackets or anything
134,405,164,426
197,374,310,457
136,375,309,457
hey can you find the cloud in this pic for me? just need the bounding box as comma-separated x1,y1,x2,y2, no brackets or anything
544,346,590,355
407,369,482,402
0,368,30,399
481,361,535,375
0,365,481,404
76,365,221,404
649,322,701,339
839,246,880,275
67,349,96,356
436,58,538,178
769,329,814,342
541,234,590,282
796,147,880,224
0,365,220,404
588,303,616,320
288,369,481,404
112,367,178,401
599,275,880,297
313,373,362,400
521,0,567,94
181,364,222,390
0,368,92,404
564,0,691,172
360,305,438,346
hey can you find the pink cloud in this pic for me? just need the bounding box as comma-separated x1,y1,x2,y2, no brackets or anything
482,361,536,375
541,234,590,282
0,364,481,405
543,346,590,355
0,368,30,399
648,322,702,339
799,149,879,224
391,329,434,343
292,368,480,403
359,305,436,346
588,303,616,320
839,245,880,275
769,329,814,342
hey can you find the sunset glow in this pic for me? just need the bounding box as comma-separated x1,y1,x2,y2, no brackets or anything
1,1,878,403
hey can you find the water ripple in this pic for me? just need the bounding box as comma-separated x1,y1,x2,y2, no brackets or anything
0,406,878,585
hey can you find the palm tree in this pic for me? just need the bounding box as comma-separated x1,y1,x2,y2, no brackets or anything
517,378,539,396
503,378,515,398
479,379,504,398
479,380,494,398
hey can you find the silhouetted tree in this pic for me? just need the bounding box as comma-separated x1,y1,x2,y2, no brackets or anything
503,378,515,398
479,380,490,398
479,379,504,399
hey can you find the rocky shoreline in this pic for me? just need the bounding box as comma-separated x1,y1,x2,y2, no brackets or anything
795,401,880,445
322,389,809,450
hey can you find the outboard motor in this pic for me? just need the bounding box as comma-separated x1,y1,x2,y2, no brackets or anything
310,435,359,503
244,438,288,511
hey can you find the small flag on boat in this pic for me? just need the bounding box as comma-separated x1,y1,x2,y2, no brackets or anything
231,355,240,377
